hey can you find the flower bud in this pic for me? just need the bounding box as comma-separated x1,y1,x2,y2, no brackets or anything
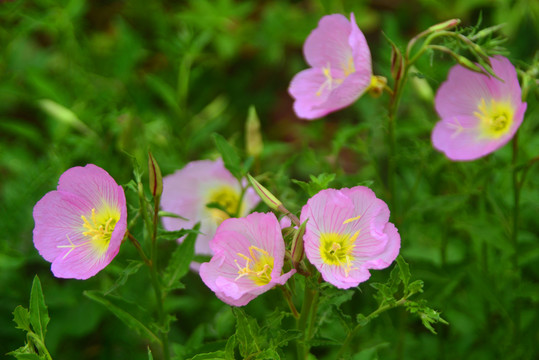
428,19,460,33
410,68,434,102
455,55,484,74
291,220,307,268
245,106,263,158
148,152,163,197
247,174,282,211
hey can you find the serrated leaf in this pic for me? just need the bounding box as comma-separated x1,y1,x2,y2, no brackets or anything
83,290,161,345
408,280,424,295
356,314,370,327
213,133,243,180
233,308,263,357
13,306,31,332
292,173,336,197
396,256,410,292
163,223,200,290
29,276,49,341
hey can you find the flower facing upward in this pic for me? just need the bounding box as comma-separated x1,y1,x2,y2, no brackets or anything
300,187,400,289
199,212,296,306
432,56,527,161
288,13,373,120
33,164,127,280
161,159,259,264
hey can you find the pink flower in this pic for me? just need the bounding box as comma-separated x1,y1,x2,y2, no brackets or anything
288,13,373,120
432,56,527,161
161,159,259,264
33,164,127,280
199,212,296,306
300,187,400,289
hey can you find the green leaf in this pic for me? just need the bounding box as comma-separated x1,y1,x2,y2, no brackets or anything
163,223,200,290
29,276,49,341
147,347,154,360
292,173,336,197
356,314,370,327
83,290,161,345
233,308,264,357
189,351,226,360
158,228,200,242
105,260,145,295
6,351,42,360
213,133,243,180
396,256,410,292
158,211,189,221
225,335,236,360
13,306,31,332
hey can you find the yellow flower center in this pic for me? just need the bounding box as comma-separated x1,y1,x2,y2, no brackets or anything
316,56,356,97
234,246,274,286
207,186,241,224
320,215,361,276
474,98,514,138
57,207,120,259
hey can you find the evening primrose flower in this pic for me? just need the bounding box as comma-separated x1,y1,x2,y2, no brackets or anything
33,164,127,280
288,13,373,119
432,56,527,161
161,159,259,263
300,187,400,289
199,212,296,306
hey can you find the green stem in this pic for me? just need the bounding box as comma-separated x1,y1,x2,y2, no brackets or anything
127,231,151,266
280,285,300,319
28,332,53,360
511,134,519,272
297,285,317,360
336,297,408,359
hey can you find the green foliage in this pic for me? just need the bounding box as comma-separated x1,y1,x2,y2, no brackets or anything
292,173,337,197
1,0,538,359
9,276,51,360
163,223,201,292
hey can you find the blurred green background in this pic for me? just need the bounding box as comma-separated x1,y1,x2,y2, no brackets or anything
1,0,538,359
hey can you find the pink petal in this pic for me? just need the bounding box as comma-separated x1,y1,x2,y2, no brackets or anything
435,65,492,120
304,14,354,69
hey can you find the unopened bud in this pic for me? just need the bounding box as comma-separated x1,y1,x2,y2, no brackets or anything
148,152,163,197
410,68,434,102
390,43,405,82
367,75,388,98
245,106,263,158
247,174,282,211
291,220,307,268
455,55,484,74
428,19,460,33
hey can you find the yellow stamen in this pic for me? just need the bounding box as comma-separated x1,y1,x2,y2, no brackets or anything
320,230,360,276
57,207,119,259
473,98,514,138
234,246,274,286
207,186,241,224
343,215,361,225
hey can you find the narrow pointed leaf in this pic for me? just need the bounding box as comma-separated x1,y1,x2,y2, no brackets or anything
29,276,49,340
164,223,201,290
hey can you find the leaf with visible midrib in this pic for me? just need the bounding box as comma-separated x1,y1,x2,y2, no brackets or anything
29,276,49,341
163,223,200,290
